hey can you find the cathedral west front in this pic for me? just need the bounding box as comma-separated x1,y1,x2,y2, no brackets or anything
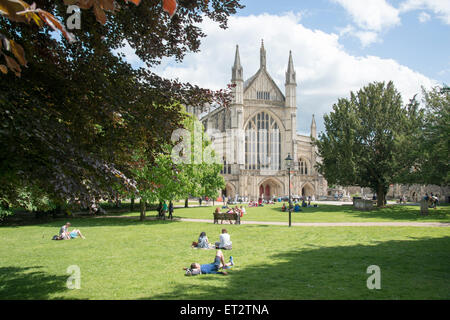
198,41,328,201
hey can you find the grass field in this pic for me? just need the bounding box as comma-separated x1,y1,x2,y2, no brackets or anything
109,202,450,223
1,209,449,300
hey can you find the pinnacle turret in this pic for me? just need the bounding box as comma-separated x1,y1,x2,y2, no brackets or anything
260,39,266,69
286,50,296,85
232,45,243,81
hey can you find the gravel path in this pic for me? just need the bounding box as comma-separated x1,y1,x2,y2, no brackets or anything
97,216,450,227
178,218,450,227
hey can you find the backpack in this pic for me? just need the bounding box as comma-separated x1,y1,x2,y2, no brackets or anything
52,235,63,240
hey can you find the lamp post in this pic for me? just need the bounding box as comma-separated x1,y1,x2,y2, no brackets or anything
285,153,293,227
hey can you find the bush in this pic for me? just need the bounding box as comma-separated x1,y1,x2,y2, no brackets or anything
0,206,13,222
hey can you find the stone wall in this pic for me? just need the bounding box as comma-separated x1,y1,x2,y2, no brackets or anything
353,199,374,211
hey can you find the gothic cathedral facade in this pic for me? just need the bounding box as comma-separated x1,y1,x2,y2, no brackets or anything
200,41,328,201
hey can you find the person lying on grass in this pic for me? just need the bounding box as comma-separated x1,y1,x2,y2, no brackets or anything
59,222,85,240
183,250,234,276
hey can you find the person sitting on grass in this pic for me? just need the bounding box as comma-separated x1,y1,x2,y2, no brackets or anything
281,203,287,212
184,250,234,276
59,222,85,240
192,232,213,249
215,229,232,250
59,222,71,239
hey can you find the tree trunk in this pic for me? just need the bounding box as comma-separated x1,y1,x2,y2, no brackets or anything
185,198,189,208
130,196,135,212
140,199,146,221
377,185,385,207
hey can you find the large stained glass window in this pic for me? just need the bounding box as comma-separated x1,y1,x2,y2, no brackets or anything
245,112,281,170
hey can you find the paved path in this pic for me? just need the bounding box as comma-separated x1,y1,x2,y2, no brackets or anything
178,218,450,227
97,216,450,227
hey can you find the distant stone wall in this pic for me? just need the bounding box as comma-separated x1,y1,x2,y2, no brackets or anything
341,184,449,203
353,199,374,211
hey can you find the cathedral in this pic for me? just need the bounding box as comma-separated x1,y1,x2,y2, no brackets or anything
199,41,328,201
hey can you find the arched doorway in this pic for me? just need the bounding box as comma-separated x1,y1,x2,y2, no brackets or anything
301,183,315,198
259,178,284,200
224,183,236,200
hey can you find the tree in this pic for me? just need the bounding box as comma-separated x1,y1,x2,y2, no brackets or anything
415,86,450,186
0,0,242,209
315,81,421,207
129,148,177,221
128,113,224,221
175,114,225,205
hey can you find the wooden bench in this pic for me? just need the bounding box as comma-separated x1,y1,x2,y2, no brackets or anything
213,212,241,225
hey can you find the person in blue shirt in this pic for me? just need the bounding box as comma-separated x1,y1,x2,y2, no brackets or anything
184,250,234,276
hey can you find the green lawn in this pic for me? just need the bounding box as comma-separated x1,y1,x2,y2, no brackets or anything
0,216,449,300
110,202,450,223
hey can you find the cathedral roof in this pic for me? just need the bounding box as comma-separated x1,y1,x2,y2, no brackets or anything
243,67,286,101
242,40,286,101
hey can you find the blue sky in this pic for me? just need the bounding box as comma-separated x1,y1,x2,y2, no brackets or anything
121,0,449,135
238,0,449,85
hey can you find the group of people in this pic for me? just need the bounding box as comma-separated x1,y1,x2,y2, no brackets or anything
248,201,261,207
281,202,302,212
157,201,174,220
217,206,245,218
281,199,317,212
424,193,439,209
187,229,234,275
248,198,274,206
191,228,233,250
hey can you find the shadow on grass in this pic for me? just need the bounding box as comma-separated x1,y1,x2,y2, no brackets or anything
345,205,449,221
1,216,185,229
0,266,71,299
265,204,449,221
148,236,450,300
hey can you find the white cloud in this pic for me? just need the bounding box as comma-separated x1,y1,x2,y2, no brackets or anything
331,0,400,47
399,0,450,24
332,0,401,31
418,11,431,22
130,13,437,135
339,25,380,47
